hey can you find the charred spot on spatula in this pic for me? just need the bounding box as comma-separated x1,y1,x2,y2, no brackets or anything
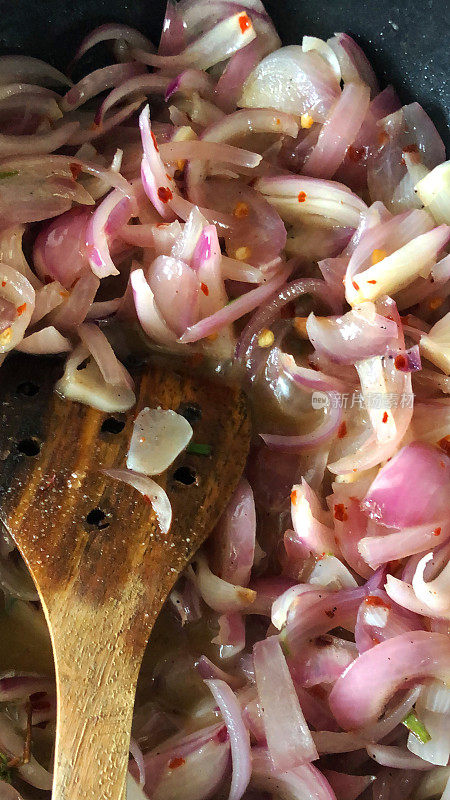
177,402,202,425
101,417,125,435
173,465,197,486
85,508,110,530
16,381,40,398
16,438,41,457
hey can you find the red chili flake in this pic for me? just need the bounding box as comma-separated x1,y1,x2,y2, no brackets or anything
69,162,82,180
438,435,450,456
142,495,152,505
394,354,407,369
276,118,281,125
347,145,365,162
334,504,348,522
434,527,442,536
1,281,5,287
157,186,173,203
372,637,381,645
367,279,377,284
325,607,337,619
151,131,159,151
238,12,251,33
382,411,388,423
337,421,347,439
365,595,390,609
169,757,185,770
16,303,27,316
200,282,209,296
298,191,307,202
352,280,360,291
378,130,389,146
291,488,298,506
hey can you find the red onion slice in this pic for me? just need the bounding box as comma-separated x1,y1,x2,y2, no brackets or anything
0,55,71,87
0,121,79,157
16,326,71,354
303,83,371,179
194,552,256,613
327,33,379,97
211,477,256,587
70,24,154,68
0,265,35,353
103,469,172,534
322,770,375,800
86,189,133,279
130,268,178,345
133,12,257,73
253,636,318,770
204,679,251,800
329,631,450,730
51,272,100,332
290,480,337,556
358,518,450,569
61,63,144,113
306,304,398,364
250,747,337,800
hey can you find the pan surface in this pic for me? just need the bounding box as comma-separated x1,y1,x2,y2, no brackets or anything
0,0,448,146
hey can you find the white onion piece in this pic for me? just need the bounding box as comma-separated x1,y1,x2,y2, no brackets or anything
302,36,341,79
421,681,450,714
415,160,450,225
16,326,71,354
412,552,450,617
407,707,450,766
290,481,337,556
127,407,193,476
309,555,358,590
271,585,321,631
367,743,433,770
420,312,450,374
346,225,450,305
194,552,256,613
0,264,35,353
103,469,171,534
130,268,178,345
240,46,340,122
55,344,135,413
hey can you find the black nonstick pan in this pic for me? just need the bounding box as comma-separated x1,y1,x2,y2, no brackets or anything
0,0,449,147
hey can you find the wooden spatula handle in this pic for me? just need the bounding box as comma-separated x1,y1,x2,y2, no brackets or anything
46,592,143,800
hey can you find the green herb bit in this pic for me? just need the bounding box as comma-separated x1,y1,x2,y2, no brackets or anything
186,442,212,456
0,752,11,783
0,170,19,180
403,710,432,744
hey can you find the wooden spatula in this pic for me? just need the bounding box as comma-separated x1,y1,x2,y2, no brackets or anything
0,353,250,800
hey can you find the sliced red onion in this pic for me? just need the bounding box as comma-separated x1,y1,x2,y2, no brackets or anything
290,480,336,556
0,264,35,353
103,469,171,534
148,736,230,800
0,121,79,157
355,588,423,654
407,705,450,767
214,38,266,113
359,518,450,569
51,272,100,332
165,69,215,101
327,33,379,96
309,555,358,590
34,207,93,288
127,407,192,476
211,478,256,586
70,98,144,146
160,139,261,170
306,304,398,364
180,263,291,343
329,631,450,730
0,55,71,87
61,63,143,112
385,573,447,619
130,268,178,345
204,679,251,800
70,24,153,67
240,46,340,122
362,441,450,528
129,736,146,788
197,656,244,689
289,635,357,688
194,552,256,613
256,174,367,229
212,612,246,658
96,74,170,127
158,0,185,56
77,323,132,388
303,83,370,179
250,747,336,800
367,744,434,771
283,584,366,653
86,189,133,278
253,636,318,770
55,343,136,412
133,12,257,72
416,160,450,225
139,105,177,219
148,255,200,337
